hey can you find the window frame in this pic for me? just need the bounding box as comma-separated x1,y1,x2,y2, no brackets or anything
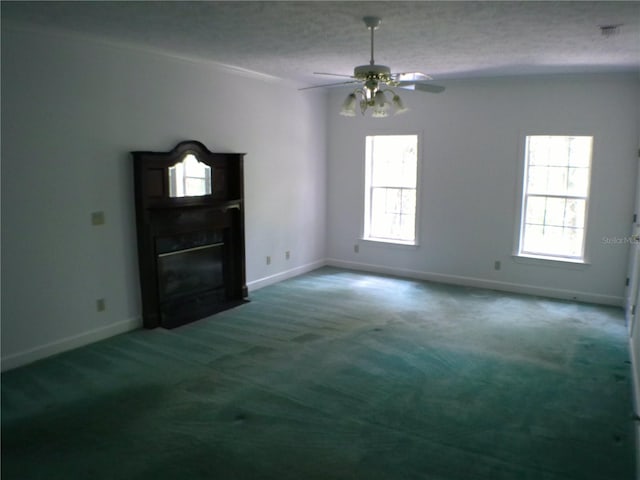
362,132,422,246
515,134,594,264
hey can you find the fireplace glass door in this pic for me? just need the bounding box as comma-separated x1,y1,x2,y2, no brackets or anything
157,243,224,301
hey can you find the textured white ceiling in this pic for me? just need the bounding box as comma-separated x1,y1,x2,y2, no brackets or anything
2,1,639,87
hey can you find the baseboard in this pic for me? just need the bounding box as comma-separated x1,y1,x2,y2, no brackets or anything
326,258,623,306
247,260,327,292
1,317,142,372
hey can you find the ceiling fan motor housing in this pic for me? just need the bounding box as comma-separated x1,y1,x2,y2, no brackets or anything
354,64,392,83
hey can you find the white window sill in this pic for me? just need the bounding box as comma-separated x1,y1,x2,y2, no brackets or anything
361,237,419,248
513,253,590,269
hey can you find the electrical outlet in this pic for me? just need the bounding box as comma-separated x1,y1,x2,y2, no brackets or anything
285,251,290,260
266,256,271,265
96,298,106,312
91,211,105,226
354,244,359,253
494,260,501,271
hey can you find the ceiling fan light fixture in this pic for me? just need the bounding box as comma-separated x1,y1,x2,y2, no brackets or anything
302,15,445,116
342,88,406,117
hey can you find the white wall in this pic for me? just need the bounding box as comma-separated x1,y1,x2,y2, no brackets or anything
1,26,327,369
628,158,640,478
327,74,639,305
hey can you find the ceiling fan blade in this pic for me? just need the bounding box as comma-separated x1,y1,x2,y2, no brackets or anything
313,72,355,78
397,82,445,94
299,80,361,91
392,72,433,82
414,83,445,93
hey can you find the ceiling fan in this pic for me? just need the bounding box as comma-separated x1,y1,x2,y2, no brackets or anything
300,16,445,117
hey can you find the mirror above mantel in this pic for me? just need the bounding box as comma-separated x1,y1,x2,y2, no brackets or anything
168,153,212,198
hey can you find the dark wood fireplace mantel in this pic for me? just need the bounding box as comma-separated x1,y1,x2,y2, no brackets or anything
132,140,248,329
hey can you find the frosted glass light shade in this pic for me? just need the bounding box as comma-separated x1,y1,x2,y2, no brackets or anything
371,106,389,118
374,90,388,107
340,93,357,116
392,94,408,114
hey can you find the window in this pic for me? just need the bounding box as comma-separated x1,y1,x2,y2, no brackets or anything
364,135,419,244
518,135,593,261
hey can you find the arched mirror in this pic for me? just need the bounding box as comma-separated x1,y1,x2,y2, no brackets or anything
168,153,212,197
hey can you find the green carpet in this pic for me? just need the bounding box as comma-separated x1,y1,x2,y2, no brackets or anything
1,267,636,479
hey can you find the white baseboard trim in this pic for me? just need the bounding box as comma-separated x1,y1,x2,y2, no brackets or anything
1,317,142,372
247,260,327,292
326,258,623,306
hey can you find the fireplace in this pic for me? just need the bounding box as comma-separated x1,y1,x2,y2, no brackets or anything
156,231,224,300
132,141,248,329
